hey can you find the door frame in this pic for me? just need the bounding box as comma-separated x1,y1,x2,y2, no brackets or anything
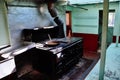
66,11,72,37
98,10,115,45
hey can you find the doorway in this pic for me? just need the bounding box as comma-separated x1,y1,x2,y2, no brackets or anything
66,11,72,37
98,10,115,46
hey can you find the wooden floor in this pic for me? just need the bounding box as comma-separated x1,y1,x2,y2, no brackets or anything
83,50,100,60
58,48,100,80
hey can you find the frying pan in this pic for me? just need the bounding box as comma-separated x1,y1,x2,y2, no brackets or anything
45,40,59,47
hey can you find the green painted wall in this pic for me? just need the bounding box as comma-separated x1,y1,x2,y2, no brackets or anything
70,2,118,35
66,2,119,44
114,2,120,36
71,4,99,34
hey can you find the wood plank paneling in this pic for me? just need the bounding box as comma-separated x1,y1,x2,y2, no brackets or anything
73,33,98,52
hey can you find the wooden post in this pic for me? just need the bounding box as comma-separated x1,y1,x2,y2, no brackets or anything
99,0,109,80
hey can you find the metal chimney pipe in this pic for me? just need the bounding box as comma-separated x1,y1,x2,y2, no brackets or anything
47,2,65,38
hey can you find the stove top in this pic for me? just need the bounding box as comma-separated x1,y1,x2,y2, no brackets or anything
35,37,82,52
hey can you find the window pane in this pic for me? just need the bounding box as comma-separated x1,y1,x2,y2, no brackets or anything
108,12,115,27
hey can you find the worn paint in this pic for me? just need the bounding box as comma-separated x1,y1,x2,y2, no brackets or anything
85,43,120,80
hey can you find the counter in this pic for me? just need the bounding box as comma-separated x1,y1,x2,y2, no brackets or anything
0,43,35,79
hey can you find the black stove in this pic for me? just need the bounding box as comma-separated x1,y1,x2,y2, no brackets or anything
14,27,83,80
15,37,83,80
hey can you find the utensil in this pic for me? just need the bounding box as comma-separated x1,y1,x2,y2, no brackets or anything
48,34,52,41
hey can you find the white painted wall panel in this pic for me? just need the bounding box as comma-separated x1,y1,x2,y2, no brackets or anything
0,58,15,79
0,0,11,49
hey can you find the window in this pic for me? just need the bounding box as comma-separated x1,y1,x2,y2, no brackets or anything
0,1,11,50
108,11,115,27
